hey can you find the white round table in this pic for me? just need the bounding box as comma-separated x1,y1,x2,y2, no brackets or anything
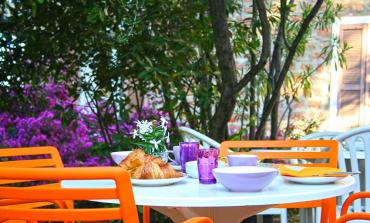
62,176,356,223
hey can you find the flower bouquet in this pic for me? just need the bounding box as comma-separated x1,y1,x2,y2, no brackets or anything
131,116,170,157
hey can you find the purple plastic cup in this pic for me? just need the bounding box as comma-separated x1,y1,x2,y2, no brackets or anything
180,142,200,173
197,148,219,184
227,154,258,166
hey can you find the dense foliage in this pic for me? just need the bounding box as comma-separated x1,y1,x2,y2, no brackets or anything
0,0,345,144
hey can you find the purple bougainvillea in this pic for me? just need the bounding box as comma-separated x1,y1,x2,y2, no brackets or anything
0,82,96,166
0,81,170,167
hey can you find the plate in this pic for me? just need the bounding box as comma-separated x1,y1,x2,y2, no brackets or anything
282,175,346,184
131,175,187,186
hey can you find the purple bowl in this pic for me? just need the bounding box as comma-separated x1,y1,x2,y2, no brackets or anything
227,154,258,166
212,166,278,192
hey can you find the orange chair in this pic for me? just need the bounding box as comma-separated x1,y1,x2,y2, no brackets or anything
220,140,339,223
336,192,370,223
0,146,73,209
0,167,212,223
0,146,157,223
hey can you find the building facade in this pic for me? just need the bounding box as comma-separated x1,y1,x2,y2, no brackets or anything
286,0,370,132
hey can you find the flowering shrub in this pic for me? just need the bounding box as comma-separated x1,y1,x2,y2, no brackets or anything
0,82,103,166
0,112,99,166
0,81,172,166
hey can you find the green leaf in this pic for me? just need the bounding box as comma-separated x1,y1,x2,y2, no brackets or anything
31,2,37,17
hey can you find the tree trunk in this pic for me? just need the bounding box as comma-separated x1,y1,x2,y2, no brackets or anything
284,98,293,139
208,0,238,142
249,1,258,140
270,35,283,139
255,0,325,139
270,96,280,139
249,77,256,139
200,53,210,133
208,0,271,141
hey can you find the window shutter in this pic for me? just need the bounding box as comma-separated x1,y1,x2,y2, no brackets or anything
339,24,368,130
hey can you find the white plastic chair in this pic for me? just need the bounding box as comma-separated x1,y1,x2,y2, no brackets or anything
333,126,370,214
178,127,220,149
177,126,287,223
300,131,341,140
305,128,369,222
298,131,341,223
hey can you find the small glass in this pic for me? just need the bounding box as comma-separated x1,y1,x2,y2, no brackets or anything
197,148,218,184
180,142,200,173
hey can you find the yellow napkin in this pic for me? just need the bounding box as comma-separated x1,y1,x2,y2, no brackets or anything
278,165,346,177
219,156,228,164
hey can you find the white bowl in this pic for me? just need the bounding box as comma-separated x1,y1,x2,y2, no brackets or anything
227,154,258,166
213,166,278,192
110,151,132,165
186,160,226,179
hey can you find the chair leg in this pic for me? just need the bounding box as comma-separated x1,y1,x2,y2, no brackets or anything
143,205,150,223
315,207,322,223
256,215,263,223
321,198,337,223
280,209,288,223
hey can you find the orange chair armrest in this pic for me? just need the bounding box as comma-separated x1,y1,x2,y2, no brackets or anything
336,212,370,223
341,192,370,215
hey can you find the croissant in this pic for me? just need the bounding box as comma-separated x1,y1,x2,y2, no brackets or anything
119,149,183,179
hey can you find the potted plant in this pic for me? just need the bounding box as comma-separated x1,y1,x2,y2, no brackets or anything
131,116,170,161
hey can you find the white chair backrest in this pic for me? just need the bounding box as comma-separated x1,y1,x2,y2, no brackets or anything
291,132,341,164
300,132,341,140
178,127,220,149
333,126,370,212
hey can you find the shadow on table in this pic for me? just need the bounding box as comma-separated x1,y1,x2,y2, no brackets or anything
242,215,273,223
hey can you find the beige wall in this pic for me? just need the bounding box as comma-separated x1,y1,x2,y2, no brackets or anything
337,0,370,16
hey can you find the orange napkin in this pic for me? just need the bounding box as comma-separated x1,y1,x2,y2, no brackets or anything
278,165,347,177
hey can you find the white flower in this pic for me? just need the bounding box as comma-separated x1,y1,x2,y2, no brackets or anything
137,120,153,134
160,116,168,128
150,139,161,150
132,129,138,139
166,133,170,143
135,120,141,128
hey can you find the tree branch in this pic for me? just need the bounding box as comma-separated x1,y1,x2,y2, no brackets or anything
255,0,325,139
234,0,271,93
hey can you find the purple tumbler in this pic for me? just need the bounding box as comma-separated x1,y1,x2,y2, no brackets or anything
180,142,200,173
197,148,218,184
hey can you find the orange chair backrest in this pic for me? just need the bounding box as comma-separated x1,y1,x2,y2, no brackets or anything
0,146,64,185
220,140,338,167
0,167,139,223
